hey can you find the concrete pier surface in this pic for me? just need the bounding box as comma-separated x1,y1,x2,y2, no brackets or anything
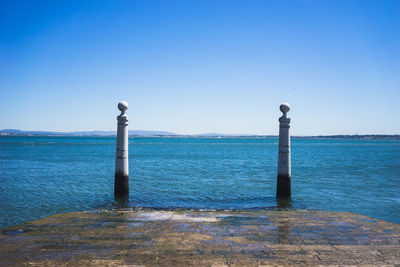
1,210,399,266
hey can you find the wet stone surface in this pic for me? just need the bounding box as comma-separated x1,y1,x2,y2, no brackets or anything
0,210,399,266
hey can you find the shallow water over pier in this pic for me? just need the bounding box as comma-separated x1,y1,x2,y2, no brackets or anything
1,210,399,266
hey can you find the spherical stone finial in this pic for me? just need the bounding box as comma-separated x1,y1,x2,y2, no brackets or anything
280,103,290,114
118,101,128,113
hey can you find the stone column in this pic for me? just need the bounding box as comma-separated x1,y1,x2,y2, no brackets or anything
277,103,291,199
114,101,129,198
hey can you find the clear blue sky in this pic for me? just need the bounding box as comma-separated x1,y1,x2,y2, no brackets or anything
1,0,399,135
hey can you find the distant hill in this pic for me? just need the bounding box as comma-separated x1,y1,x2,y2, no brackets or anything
295,134,400,140
129,130,178,136
196,133,251,137
0,129,399,139
0,129,178,137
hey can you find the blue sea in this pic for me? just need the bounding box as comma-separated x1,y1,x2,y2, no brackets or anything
0,136,399,228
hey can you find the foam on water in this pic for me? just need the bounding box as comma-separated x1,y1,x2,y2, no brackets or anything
133,211,220,222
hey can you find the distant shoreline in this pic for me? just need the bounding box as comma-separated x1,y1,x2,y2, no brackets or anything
0,129,399,140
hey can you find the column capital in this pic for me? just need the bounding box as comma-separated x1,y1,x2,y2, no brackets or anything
117,114,129,123
279,116,290,125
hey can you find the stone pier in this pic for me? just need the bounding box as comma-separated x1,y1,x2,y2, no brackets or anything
1,210,399,266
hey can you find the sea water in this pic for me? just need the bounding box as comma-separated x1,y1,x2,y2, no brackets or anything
0,136,399,228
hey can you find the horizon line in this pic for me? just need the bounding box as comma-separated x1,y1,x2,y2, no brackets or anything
0,129,399,137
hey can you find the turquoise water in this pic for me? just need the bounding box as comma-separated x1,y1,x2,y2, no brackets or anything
0,136,399,228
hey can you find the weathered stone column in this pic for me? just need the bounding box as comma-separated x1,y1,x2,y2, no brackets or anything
277,103,291,199
114,101,129,198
